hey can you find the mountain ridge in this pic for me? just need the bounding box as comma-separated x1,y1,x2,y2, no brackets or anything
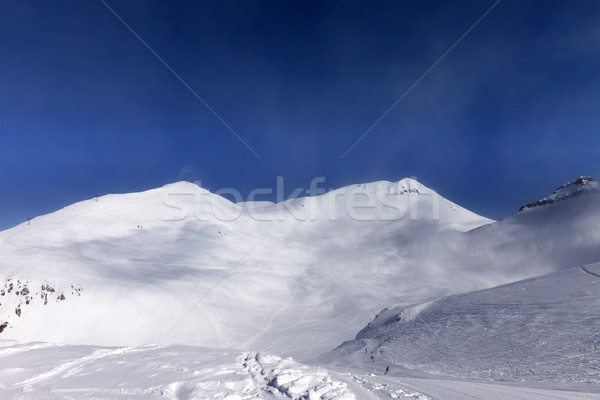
519,176,598,212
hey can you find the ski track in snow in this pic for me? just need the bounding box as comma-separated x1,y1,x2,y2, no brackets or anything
581,266,600,278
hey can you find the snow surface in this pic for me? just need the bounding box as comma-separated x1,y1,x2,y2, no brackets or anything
323,263,600,383
0,341,358,399
0,341,600,400
1,340,599,399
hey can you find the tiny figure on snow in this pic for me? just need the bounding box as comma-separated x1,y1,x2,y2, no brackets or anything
371,355,374,362
385,366,390,374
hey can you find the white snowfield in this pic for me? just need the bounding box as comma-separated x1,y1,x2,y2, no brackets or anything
0,176,600,399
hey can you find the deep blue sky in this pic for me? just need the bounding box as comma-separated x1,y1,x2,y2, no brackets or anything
1,0,599,228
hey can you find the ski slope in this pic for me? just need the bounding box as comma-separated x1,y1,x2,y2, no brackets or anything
323,263,600,384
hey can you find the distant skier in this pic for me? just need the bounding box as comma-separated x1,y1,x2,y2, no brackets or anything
371,355,374,362
385,366,390,374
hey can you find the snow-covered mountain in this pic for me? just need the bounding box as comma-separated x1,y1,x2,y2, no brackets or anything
322,262,600,384
0,177,599,362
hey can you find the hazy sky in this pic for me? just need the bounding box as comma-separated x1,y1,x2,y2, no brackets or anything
1,0,599,227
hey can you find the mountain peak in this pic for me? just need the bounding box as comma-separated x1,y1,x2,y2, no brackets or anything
159,180,201,191
554,176,595,191
519,176,598,212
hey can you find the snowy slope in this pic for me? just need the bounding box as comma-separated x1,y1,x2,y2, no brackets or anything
323,262,600,383
2,340,599,400
0,177,599,361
